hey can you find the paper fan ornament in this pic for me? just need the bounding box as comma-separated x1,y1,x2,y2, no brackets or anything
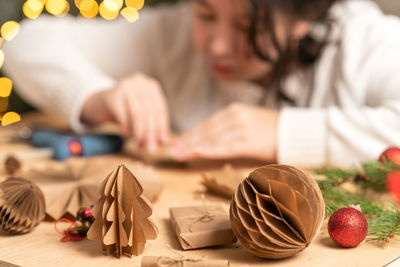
25,158,162,220
87,165,158,257
230,164,325,259
0,177,46,234
202,164,248,198
26,159,101,220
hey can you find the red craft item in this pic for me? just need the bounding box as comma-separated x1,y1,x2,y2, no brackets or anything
68,140,83,156
54,218,85,242
379,147,400,165
328,207,368,248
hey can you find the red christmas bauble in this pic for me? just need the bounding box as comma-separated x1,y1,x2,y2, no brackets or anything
386,171,400,202
328,207,368,248
379,147,400,165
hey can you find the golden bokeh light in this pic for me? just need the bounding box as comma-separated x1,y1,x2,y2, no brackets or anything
27,0,44,12
75,0,84,8
79,0,95,11
59,1,70,17
0,78,13,98
0,0,145,127
99,1,120,20
80,1,99,18
125,0,144,10
1,21,21,41
46,0,68,16
23,1,44,19
1,112,21,126
0,50,4,69
104,0,123,12
121,7,139,23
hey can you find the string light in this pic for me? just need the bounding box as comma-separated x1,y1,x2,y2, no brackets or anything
99,1,120,20
1,112,21,126
23,1,44,19
78,0,95,11
59,1,71,17
125,0,144,10
1,21,21,41
104,0,123,12
79,0,99,18
27,0,44,12
21,0,145,21
121,7,139,23
45,0,68,16
75,0,84,9
0,0,145,127
0,78,12,98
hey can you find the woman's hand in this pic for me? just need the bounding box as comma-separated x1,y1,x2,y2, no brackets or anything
169,102,279,162
81,73,170,151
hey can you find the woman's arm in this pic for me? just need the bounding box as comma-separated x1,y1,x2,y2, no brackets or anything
3,16,117,131
2,8,163,132
278,13,400,168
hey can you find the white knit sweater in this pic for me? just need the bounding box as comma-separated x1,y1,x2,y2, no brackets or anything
3,0,400,167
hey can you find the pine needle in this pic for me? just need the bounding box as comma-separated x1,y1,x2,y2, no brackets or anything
313,161,400,242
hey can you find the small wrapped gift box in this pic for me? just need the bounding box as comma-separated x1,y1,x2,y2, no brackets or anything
169,205,236,250
141,256,229,267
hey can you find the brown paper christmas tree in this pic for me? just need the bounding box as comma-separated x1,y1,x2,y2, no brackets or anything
87,164,158,258
25,158,162,220
0,177,46,234
230,164,325,259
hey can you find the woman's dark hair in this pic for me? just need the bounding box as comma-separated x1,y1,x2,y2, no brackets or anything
247,0,340,103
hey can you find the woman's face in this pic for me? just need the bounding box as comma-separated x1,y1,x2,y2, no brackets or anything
191,0,310,83
191,0,271,82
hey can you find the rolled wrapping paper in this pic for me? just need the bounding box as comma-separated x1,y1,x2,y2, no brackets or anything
141,256,229,267
230,164,325,259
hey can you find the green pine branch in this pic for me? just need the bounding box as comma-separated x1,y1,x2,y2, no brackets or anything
367,208,400,242
313,161,400,242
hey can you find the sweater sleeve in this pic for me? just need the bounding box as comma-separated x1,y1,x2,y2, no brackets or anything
277,9,400,168
2,16,115,132
2,8,166,132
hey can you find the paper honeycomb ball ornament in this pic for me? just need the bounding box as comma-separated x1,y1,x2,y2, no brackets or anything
230,164,325,259
0,177,46,234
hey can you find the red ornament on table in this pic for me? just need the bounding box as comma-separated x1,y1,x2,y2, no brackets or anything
328,206,368,248
379,147,400,165
386,172,400,203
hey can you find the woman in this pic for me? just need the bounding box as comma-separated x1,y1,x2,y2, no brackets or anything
3,0,400,167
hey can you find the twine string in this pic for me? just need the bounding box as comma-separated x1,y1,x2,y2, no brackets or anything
188,194,216,232
155,245,207,266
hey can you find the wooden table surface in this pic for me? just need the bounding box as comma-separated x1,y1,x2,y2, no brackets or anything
0,114,400,267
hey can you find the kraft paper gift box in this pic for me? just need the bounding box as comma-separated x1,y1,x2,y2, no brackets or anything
169,205,236,250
